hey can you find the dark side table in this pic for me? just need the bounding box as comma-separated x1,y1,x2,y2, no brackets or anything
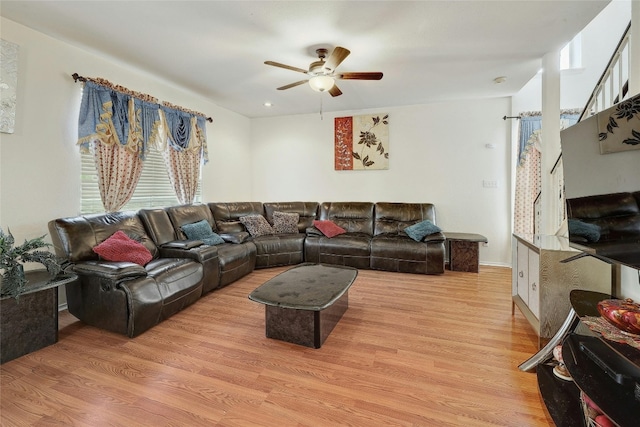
1,270,78,364
443,232,487,273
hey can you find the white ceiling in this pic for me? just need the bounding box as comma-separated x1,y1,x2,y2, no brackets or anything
1,1,610,118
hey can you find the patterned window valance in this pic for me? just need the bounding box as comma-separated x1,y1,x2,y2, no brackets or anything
76,75,209,162
75,74,211,210
517,109,581,165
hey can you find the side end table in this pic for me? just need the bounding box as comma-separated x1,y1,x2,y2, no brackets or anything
1,270,78,364
443,232,487,273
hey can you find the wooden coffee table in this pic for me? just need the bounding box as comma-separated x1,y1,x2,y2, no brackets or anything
248,263,358,348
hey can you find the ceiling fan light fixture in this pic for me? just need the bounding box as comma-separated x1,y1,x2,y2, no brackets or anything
308,75,335,92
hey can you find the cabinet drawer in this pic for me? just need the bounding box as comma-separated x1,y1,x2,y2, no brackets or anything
528,249,540,319
517,241,529,302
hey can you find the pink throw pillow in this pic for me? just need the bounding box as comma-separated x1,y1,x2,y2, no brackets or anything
313,220,346,238
93,230,153,266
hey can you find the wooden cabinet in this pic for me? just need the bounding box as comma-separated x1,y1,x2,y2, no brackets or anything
512,234,611,348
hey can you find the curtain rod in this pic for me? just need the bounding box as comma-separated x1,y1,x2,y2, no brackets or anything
72,73,213,123
503,108,582,121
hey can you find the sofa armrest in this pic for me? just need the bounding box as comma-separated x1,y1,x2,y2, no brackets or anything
219,232,251,244
161,239,203,249
423,231,446,243
305,226,324,237
159,244,218,262
72,261,147,281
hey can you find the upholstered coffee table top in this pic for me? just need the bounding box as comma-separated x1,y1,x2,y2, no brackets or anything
248,263,358,311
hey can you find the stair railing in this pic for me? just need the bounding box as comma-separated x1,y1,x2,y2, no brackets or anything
579,22,631,121
550,22,631,235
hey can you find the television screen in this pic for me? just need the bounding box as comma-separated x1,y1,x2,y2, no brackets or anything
561,92,640,270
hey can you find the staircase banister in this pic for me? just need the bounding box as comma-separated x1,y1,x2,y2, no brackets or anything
578,21,631,121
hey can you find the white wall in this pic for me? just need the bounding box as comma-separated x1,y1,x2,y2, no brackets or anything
0,17,252,229
0,18,253,304
512,0,632,115
251,98,513,266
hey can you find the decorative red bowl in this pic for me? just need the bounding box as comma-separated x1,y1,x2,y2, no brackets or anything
597,298,640,335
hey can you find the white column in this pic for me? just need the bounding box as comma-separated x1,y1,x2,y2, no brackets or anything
540,50,561,236
630,0,640,96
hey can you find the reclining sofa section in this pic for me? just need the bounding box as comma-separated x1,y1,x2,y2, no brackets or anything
48,201,445,337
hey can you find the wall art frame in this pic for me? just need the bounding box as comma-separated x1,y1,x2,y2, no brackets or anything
0,39,19,134
335,113,389,170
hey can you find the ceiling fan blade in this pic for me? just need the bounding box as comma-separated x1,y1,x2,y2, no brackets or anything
337,72,383,80
277,80,309,90
329,84,342,97
323,46,350,72
265,61,308,74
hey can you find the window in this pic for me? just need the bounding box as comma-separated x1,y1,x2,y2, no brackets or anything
80,147,202,214
560,32,582,70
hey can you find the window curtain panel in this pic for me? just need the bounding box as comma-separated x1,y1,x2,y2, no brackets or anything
77,82,161,212
513,113,580,235
514,126,541,235
160,106,209,204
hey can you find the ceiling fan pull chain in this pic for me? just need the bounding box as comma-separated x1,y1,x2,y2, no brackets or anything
320,93,324,120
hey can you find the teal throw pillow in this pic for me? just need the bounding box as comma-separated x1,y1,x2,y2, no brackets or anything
181,219,225,246
568,219,601,242
404,220,441,242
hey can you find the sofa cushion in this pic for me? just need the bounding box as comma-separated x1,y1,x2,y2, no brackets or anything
181,219,224,245
403,220,441,242
568,219,601,242
264,202,319,232
272,211,300,234
240,214,274,237
93,230,153,266
313,220,346,238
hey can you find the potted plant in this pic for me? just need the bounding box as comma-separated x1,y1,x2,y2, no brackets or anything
0,227,61,299
1,227,65,364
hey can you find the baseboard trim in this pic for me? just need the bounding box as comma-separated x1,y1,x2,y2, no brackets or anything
480,261,511,268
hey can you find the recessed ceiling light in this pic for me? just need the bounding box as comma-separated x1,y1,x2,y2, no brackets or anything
264,102,273,107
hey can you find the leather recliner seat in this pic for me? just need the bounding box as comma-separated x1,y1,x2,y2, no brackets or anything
140,204,257,290
370,202,445,274
304,202,376,269
139,206,222,293
208,201,315,270
48,211,204,337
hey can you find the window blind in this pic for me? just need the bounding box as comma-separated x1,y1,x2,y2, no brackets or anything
80,148,201,214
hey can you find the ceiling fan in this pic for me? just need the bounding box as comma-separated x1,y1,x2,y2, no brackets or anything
264,46,383,97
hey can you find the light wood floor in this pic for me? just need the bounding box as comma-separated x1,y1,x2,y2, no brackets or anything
1,266,552,426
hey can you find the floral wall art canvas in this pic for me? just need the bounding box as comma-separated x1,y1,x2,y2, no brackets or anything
0,39,19,134
335,113,389,170
597,94,640,154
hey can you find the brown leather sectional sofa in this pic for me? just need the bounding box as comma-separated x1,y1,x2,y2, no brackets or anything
48,201,445,337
